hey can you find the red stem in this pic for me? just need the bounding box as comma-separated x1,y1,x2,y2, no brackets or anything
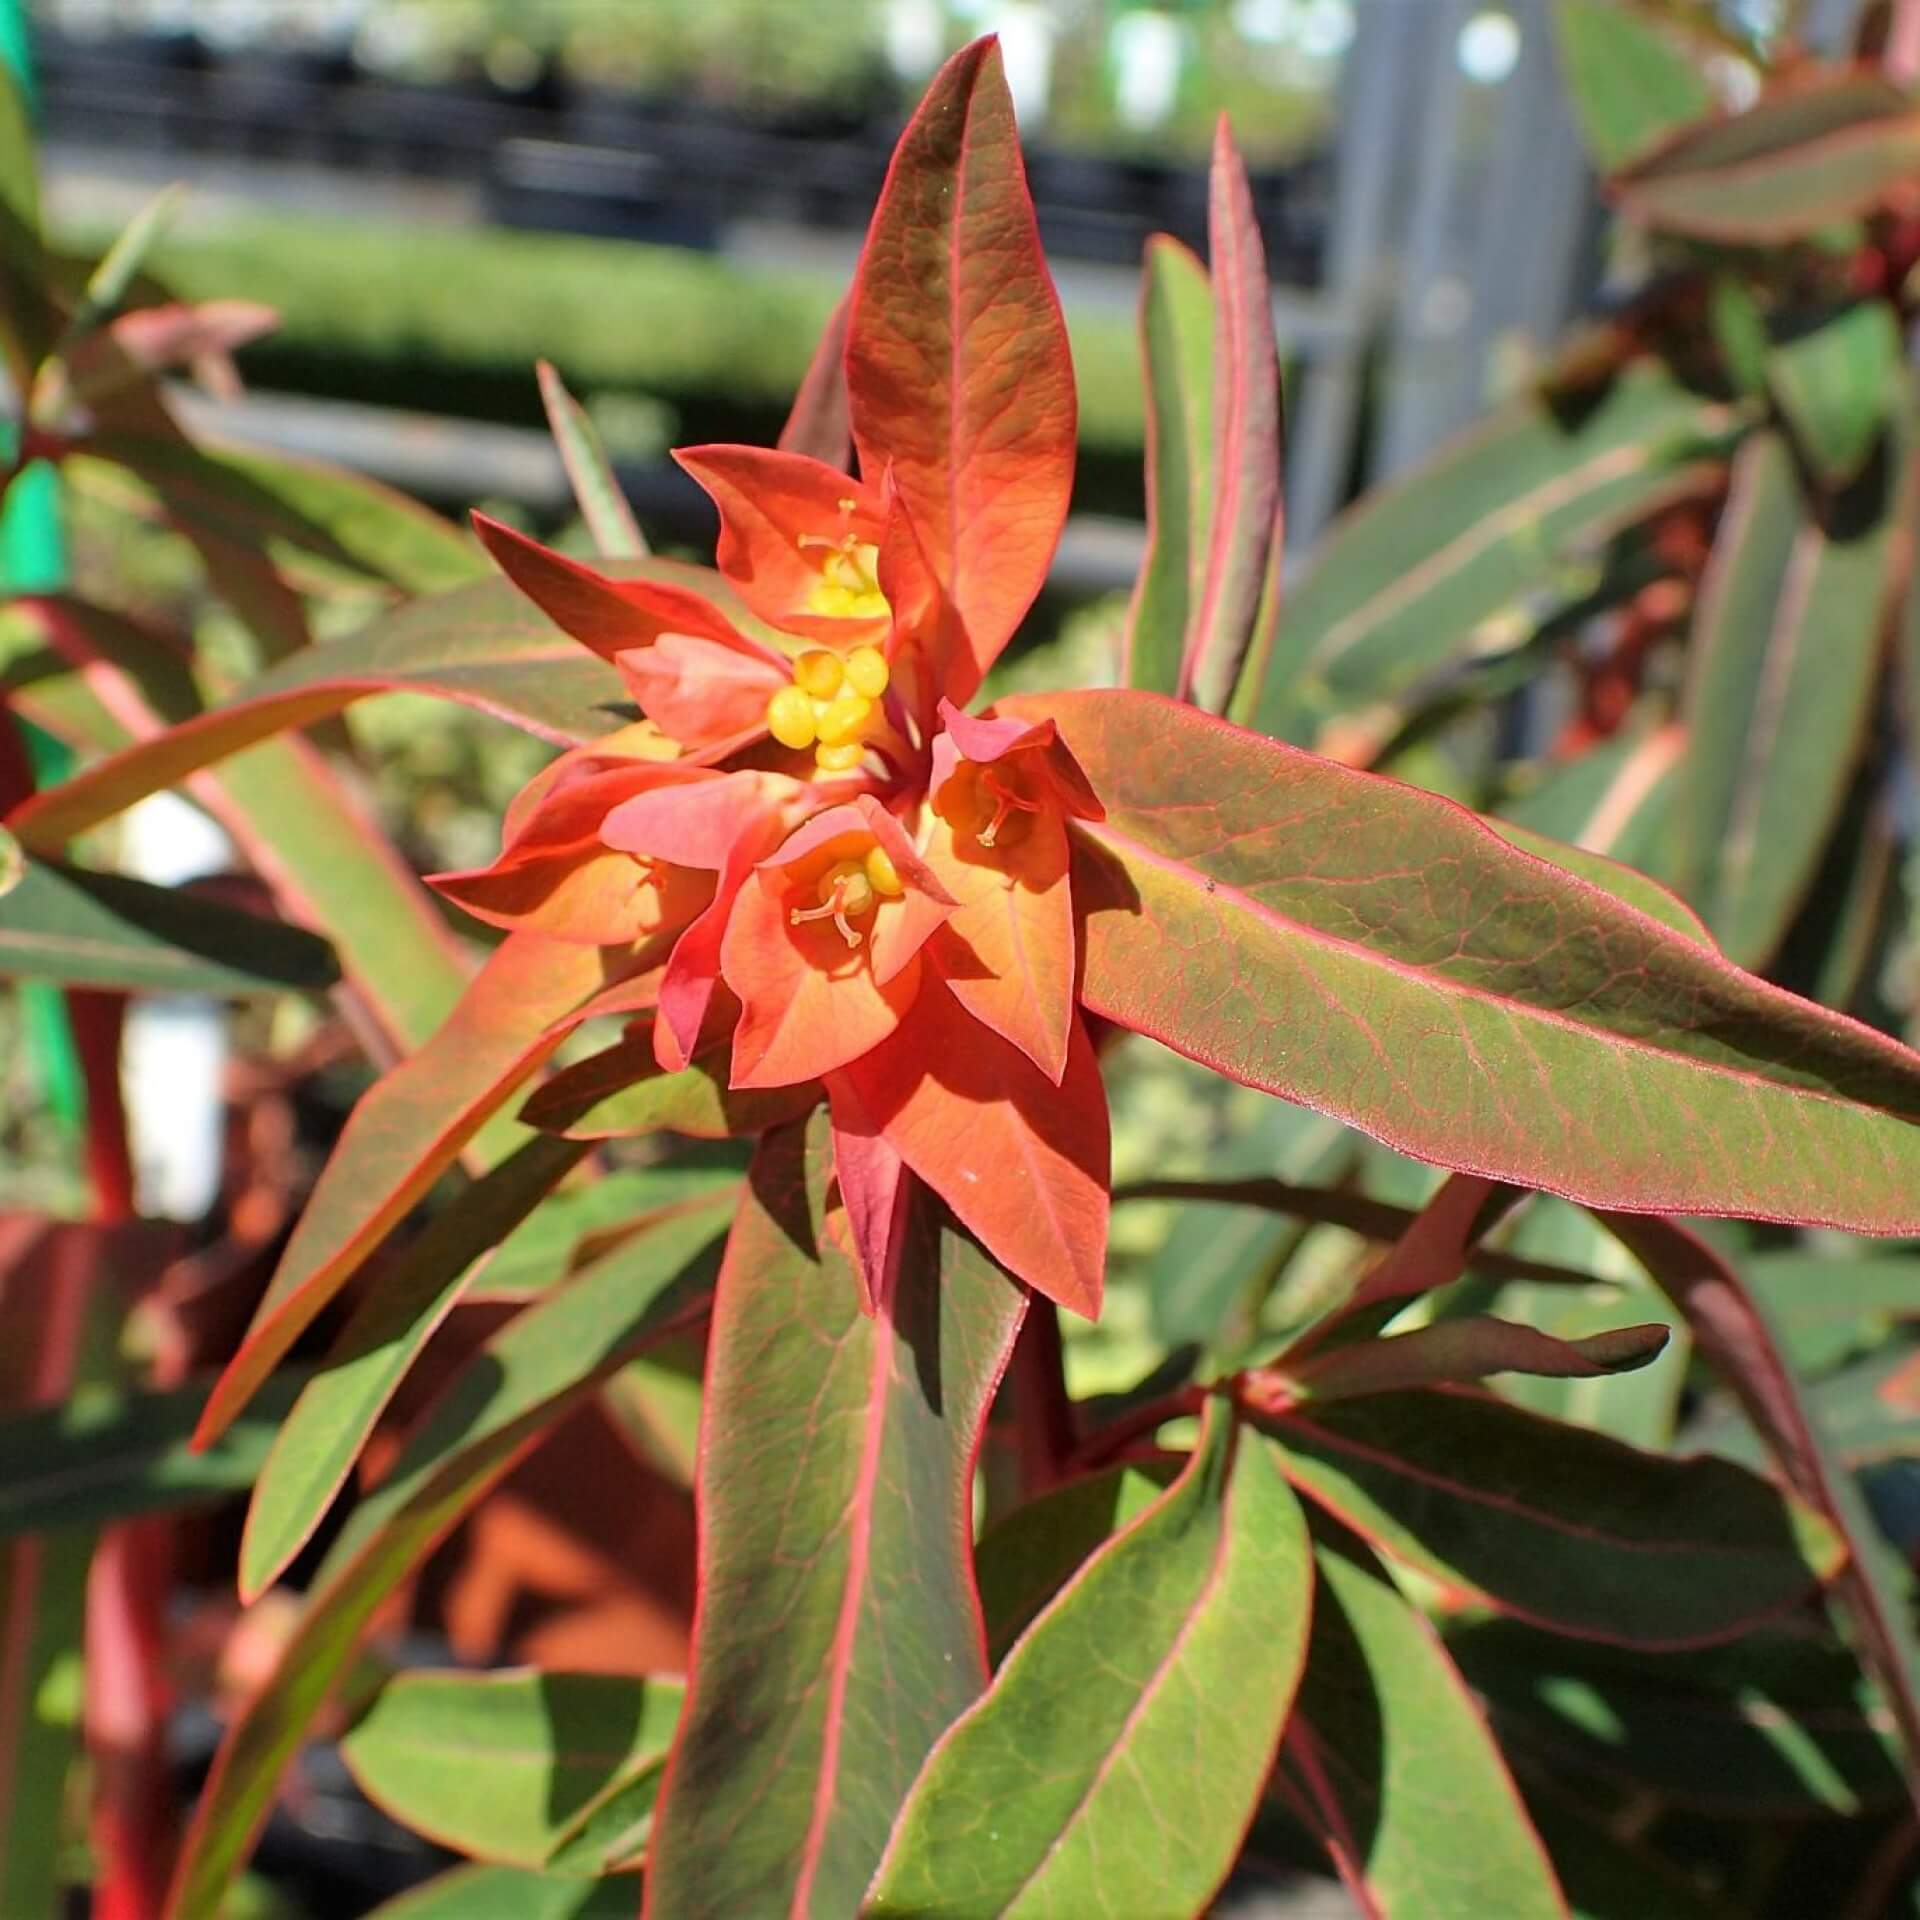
1009,1298,1076,1497
1070,1385,1207,1473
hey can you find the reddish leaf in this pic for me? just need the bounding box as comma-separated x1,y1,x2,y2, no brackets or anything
1009,687,1920,1234
1181,120,1284,715
643,1114,1024,1917
844,36,1076,696
192,933,631,1451
62,300,277,400
777,292,853,471
825,1074,910,1315
840,983,1109,1318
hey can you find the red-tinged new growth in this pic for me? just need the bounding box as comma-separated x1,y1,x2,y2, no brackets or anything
439,35,1109,1316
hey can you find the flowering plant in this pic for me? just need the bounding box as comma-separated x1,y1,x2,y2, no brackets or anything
12,20,1920,1919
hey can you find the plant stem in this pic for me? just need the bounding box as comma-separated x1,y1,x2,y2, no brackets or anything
1009,1297,1076,1496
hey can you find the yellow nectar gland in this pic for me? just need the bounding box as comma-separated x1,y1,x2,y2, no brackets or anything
788,845,905,950
765,645,892,770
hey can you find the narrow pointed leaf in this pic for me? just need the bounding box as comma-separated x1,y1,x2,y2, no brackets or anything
1287,1316,1670,1403
845,36,1076,689
1551,0,1718,173
80,433,484,595
1252,364,1737,739
0,843,338,994
1265,1389,1841,1646
475,1159,749,1301
1281,1520,1568,1919
165,1203,728,1920
777,293,853,471
1613,74,1920,242
868,1403,1309,1919
8,569,641,849
1009,687,1920,1235
0,1373,304,1537
194,933,624,1451
238,1133,589,1602
1600,1213,1920,1799
342,1669,681,1875
1125,236,1214,697
644,1114,1024,1919
538,360,647,560
1677,430,1898,968
1181,123,1283,715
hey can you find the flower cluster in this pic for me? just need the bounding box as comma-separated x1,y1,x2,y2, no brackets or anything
435,438,1109,1316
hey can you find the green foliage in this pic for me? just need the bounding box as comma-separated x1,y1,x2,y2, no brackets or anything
9,20,1920,1920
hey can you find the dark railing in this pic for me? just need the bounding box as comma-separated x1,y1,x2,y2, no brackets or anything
36,31,1331,278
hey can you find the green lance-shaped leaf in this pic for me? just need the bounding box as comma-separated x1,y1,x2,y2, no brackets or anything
1251,362,1738,740
238,1133,589,1603
0,1372,305,1537
342,1669,682,1876
474,1157,749,1301
1603,1211,1920,1802
1180,121,1284,716
4,565,648,849
164,1201,727,1920
520,1024,820,1141
1550,0,1719,174
1448,1616,1906,1817
1676,430,1898,970
193,931,634,1452
0,841,338,994
974,1460,1176,1661
642,1115,1025,1920
365,1865,637,1920
1766,301,1902,493
1613,72,1920,243
1124,235,1214,699
1280,1519,1569,1919
1003,686,1920,1236
538,359,647,561
867,1401,1311,1919
1264,1389,1840,1647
